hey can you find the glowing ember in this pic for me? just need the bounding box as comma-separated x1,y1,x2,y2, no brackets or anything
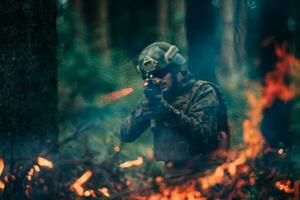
155,176,163,184
98,187,110,197
34,165,41,173
119,156,144,169
113,146,120,153
275,180,295,193
0,181,5,191
0,159,4,176
84,190,96,197
37,157,54,169
278,148,284,155
70,170,92,196
26,168,35,181
101,87,134,105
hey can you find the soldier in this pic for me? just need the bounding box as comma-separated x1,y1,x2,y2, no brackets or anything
120,42,230,183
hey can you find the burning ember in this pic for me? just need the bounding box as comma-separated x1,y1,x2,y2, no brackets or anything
70,170,112,198
119,156,144,169
275,180,296,194
98,187,110,197
37,157,54,169
24,157,55,196
70,170,93,196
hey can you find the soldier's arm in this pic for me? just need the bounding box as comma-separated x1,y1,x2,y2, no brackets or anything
120,97,151,142
162,84,219,143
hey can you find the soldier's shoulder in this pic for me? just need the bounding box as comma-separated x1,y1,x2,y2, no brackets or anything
192,80,218,94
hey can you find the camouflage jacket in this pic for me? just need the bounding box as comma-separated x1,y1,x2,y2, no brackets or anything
120,80,227,162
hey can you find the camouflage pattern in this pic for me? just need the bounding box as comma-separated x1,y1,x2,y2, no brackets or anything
120,79,224,162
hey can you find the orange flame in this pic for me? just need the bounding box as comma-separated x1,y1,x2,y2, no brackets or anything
193,92,264,191
37,157,54,169
0,159,4,176
70,170,92,196
119,156,144,169
101,87,134,105
262,43,300,108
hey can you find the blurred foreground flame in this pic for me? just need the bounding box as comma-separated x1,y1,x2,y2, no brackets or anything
37,157,54,169
119,157,143,169
70,170,93,196
0,159,4,176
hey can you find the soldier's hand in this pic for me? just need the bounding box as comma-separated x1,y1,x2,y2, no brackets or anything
144,80,163,104
140,96,167,119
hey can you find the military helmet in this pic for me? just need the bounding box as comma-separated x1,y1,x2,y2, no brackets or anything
136,42,186,79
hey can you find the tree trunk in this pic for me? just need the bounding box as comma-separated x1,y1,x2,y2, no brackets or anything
158,0,169,41
234,0,247,69
186,0,218,83
169,0,187,51
72,0,85,38
220,0,236,75
96,0,111,66
218,0,248,90
0,0,58,199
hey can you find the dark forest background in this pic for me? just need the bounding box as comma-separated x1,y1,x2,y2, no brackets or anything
0,0,300,199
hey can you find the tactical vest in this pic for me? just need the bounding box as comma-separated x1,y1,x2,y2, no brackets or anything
152,80,230,161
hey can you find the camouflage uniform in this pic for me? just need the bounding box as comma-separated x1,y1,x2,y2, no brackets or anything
120,78,228,164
